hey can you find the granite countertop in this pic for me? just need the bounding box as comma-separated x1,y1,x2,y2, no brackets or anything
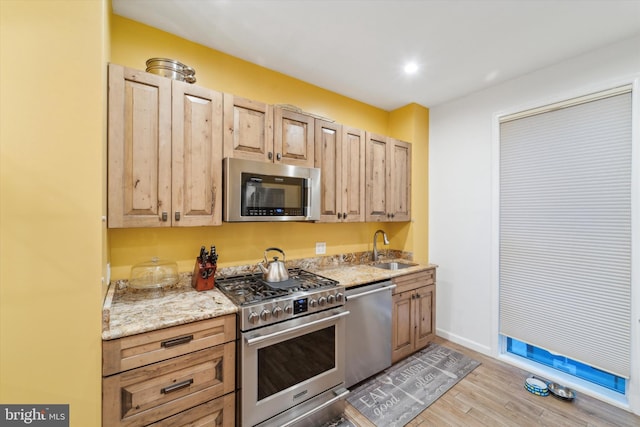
101,274,237,341
310,261,435,288
102,252,436,341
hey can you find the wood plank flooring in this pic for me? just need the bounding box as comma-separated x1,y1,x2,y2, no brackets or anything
344,337,640,427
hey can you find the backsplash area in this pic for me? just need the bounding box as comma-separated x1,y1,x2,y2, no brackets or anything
112,250,412,290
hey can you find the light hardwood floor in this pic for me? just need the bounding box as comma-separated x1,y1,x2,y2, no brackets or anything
344,337,640,427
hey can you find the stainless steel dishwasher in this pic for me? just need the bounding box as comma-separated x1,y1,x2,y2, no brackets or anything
345,279,395,388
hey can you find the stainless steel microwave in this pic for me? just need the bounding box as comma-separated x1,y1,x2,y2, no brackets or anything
223,157,321,222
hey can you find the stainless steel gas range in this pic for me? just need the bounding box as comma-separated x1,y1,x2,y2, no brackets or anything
216,268,349,427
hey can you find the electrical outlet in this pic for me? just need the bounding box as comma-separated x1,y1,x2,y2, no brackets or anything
315,242,326,255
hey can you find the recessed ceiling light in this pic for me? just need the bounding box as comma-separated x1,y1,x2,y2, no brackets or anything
404,62,419,74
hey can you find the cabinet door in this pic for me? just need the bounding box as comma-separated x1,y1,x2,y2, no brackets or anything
274,107,314,166
365,132,389,222
103,343,235,427
341,126,366,222
103,314,236,376
148,394,235,427
172,81,223,226
108,64,172,228
413,285,435,351
315,120,342,222
389,138,411,222
223,94,273,162
391,290,414,363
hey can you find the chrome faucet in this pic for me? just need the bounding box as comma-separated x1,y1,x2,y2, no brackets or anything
372,229,390,261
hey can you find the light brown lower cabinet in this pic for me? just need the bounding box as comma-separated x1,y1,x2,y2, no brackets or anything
391,269,436,363
147,394,234,426
102,315,236,427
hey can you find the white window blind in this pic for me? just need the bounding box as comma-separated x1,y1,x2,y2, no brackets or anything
499,87,632,378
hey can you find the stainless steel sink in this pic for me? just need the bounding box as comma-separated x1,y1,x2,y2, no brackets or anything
373,261,417,270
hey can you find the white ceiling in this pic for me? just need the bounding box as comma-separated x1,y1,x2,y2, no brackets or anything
112,0,640,110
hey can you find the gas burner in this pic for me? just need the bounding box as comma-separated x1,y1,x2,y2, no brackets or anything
216,268,339,306
216,268,345,332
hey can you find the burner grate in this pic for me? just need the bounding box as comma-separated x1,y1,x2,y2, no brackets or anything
216,268,339,306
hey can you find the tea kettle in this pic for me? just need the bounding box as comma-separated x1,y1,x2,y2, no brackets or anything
257,247,289,282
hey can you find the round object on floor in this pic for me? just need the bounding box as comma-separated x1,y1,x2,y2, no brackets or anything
548,382,576,401
524,377,549,396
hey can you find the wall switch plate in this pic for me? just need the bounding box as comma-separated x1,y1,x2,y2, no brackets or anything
315,242,326,255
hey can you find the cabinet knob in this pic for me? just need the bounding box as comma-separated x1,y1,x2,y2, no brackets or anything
343,213,347,219
161,212,168,222
276,153,282,161
337,213,342,219
175,211,181,221
268,152,273,160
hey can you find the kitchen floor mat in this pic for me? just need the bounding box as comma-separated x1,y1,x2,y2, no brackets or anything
347,343,481,427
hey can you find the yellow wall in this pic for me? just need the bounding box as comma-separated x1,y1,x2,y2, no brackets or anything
389,103,430,263
0,1,107,425
109,15,429,280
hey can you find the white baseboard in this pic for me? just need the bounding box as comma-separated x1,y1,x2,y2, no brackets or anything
436,328,492,356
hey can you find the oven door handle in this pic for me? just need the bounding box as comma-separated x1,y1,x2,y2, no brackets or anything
246,310,350,346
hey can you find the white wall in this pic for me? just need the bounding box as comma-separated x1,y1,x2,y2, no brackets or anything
429,33,640,408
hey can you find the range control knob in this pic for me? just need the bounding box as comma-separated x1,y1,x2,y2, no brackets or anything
260,309,271,321
284,305,293,314
248,312,259,324
335,292,344,303
272,306,283,318
318,296,327,307
327,294,336,304
309,299,317,308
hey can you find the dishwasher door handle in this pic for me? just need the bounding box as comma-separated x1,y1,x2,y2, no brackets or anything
347,284,396,301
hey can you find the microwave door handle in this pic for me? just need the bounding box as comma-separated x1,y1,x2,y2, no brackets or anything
245,310,350,346
305,178,312,218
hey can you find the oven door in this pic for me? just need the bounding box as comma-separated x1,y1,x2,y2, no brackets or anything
240,307,348,427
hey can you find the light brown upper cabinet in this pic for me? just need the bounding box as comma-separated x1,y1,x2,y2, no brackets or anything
274,107,315,167
365,133,412,222
314,121,365,222
223,98,314,167
108,64,223,228
223,95,274,163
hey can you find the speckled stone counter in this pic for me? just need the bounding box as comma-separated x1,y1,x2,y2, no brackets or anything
102,273,237,341
310,261,436,288
102,251,436,340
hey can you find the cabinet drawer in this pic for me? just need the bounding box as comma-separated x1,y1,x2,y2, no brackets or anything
103,315,235,376
392,269,435,294
148,393,235,427
103,342,235,427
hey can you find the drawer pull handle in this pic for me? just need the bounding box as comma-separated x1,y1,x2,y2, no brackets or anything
161,379,193,394
161,335,194,348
